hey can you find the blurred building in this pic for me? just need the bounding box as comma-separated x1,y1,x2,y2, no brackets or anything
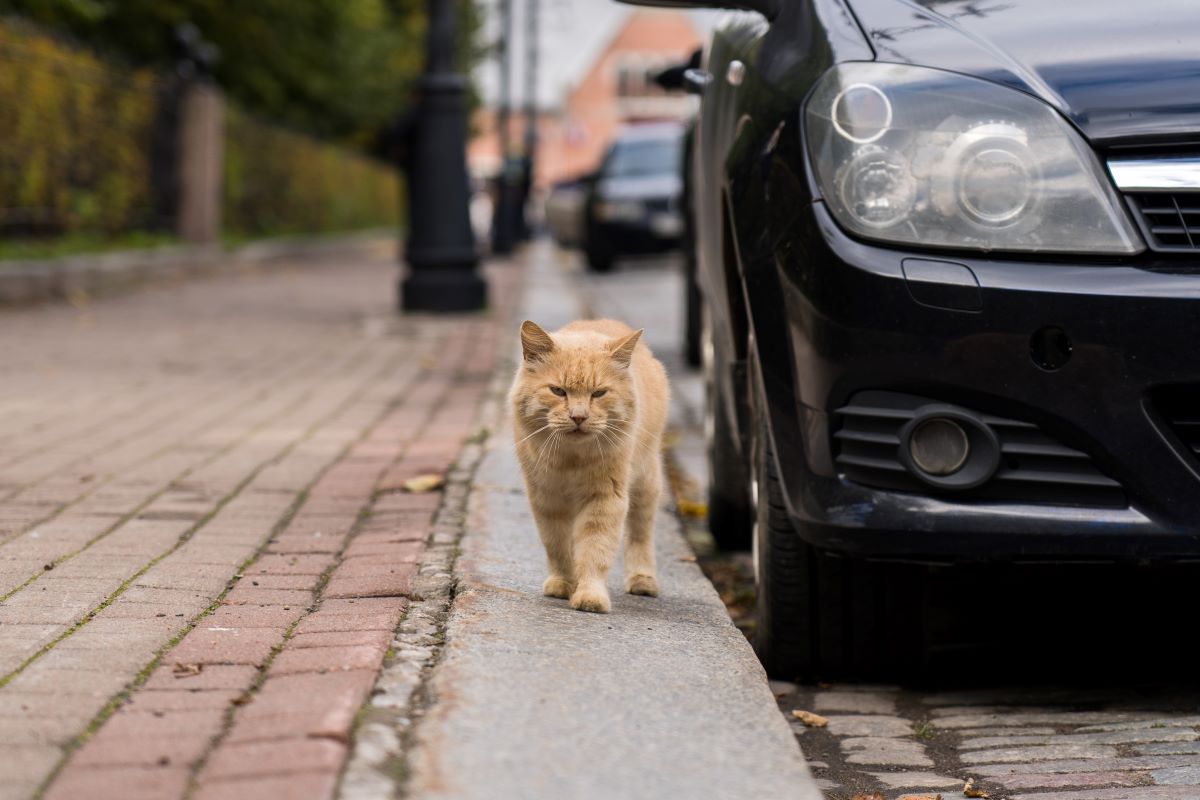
469,8,705,188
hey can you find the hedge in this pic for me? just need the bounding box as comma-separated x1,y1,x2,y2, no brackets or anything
0,20,158,236
0,18,402,246
222,106,401,239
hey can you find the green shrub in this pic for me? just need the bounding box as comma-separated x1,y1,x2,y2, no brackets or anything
0,20,158,237
222,106,402,239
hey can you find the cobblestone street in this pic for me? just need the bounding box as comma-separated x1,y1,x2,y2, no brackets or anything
575,250,1200,800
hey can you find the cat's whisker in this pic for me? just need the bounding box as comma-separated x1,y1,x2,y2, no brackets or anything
515,423,553,446
599,423,655,455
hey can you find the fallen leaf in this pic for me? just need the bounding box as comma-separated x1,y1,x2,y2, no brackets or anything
791,709,829,727
898,795,941,800
850,793,884,800
403,474,444,493
677,499,708,518
963,778,989,798
172,663,203,677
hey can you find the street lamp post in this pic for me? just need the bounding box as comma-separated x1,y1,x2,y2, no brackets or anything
490,0,517,256
519,0,540,239
400,0,487,312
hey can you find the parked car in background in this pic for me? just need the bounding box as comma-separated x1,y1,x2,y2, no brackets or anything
544,176,589,248
621,0,1200,679
583,122,686,272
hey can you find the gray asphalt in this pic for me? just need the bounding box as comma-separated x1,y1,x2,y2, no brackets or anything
404,244,820,800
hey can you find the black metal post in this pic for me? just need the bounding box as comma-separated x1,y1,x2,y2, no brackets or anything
490,0,517,255
401,0,487,312
519,0,540,239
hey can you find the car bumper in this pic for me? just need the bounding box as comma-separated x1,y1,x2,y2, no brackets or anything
767,202,1200,561
591,213,683,253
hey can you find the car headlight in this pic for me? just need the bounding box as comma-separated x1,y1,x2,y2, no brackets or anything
595,199,645,223
805,63,1143,254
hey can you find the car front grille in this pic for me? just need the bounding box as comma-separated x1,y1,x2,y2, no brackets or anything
834,391,1126,507
1126,192,1200,251
1153,385,1200,461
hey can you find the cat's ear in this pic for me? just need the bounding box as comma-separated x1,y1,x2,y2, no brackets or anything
520,321,556,363
610,329,643,368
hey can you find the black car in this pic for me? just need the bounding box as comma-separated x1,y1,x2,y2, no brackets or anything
583,122,686,272
621,0,1200,677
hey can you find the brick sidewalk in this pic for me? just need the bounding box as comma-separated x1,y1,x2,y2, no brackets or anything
0,252,519,800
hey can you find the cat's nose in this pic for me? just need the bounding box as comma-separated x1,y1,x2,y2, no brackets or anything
570,413,588,427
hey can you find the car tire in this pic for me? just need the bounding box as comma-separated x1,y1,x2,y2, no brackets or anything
585,239,615,273
703,303,752,551
752,421,930,681
683,254,702,368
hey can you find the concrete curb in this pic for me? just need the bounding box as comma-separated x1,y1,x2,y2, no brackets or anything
0,230,396,306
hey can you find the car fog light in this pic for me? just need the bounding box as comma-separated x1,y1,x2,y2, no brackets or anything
908,417,969,476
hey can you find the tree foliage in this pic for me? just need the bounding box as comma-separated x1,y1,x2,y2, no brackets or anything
0,0,480,149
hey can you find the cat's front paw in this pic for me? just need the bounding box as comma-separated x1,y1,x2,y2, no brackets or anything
542,576,573,599
569,584,611,614
625,574,659,597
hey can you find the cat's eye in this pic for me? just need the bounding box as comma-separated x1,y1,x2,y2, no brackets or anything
549,386,566,397
591,389,607,398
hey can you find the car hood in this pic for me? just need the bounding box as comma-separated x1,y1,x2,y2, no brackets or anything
597,173,682,200
848,0,1200,143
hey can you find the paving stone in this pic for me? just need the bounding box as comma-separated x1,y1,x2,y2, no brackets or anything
236,574,314,590
73,728,213,768
1152,765,1200,785
962,743,1119,764
0,742,60,782
287,630,392,649
869,771,963,788
202,604,306,629
971,755,1200,777
316,597,408,617
97,708,226,741
243,554,336,576
123,689,244,713
142,664,258,691
292,607,405,634
267,643,385,676
814,691,897,715
192,772,339,800
201,739,347,779
168,626,282,666
221,587,313,606
827,714,916,738
1011,788,1200,800
961,729,1198,749
43,765,191,800
935,711,1142,729
321,569,415,599
993,770,1154,790
1136,742,1200,756
1077,717,1200,733
841,737,934,767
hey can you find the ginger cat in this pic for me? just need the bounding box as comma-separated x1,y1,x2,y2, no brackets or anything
511,319,669,613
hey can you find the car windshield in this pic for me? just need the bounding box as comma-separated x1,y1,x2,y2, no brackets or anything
603,135,682,178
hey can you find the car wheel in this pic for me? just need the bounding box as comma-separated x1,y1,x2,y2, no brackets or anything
752,420,930,681
683,253,701,368
585,238,615,272
703,302,752,551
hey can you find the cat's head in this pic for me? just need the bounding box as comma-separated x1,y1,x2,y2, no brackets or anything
512,320,642,442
